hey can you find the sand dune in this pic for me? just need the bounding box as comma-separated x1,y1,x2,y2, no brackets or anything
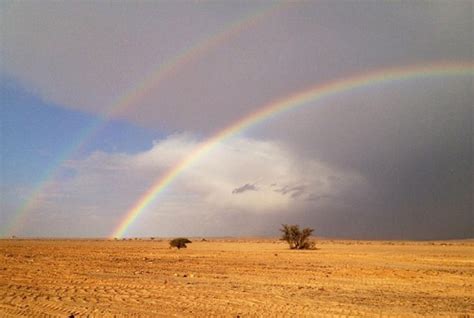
1,239,473,317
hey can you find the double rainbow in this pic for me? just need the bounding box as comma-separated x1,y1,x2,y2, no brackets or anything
111,61,473,238
3,3,283,236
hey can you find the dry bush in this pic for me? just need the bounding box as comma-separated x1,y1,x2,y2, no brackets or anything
280,224,315,250
169,238,192,249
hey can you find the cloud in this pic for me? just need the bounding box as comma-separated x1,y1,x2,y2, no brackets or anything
232,184,257,194
14,135,367,237
274,185,306,198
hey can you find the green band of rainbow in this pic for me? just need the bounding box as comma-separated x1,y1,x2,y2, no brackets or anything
111,61,473,238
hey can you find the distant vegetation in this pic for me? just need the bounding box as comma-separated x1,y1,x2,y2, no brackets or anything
169,238,192,249
280,224,315,250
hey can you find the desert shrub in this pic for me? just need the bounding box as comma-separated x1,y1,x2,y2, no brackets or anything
169,238,192,249
280,224,315,250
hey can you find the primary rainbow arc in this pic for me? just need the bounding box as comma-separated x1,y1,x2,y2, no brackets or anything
111,61,473,238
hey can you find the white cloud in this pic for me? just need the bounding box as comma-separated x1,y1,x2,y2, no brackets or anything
18,135,367,237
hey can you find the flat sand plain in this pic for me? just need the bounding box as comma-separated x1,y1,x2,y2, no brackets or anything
0,239,473,317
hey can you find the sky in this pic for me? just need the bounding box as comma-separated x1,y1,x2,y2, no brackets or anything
0,1,472,239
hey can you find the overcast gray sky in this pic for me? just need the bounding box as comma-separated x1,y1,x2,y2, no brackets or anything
1,1,472,239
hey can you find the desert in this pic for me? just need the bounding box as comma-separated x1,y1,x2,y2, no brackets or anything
1,238,473,317
2,2,473,317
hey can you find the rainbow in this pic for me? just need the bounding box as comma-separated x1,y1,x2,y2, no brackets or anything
2,3,283,237
111,61,473,238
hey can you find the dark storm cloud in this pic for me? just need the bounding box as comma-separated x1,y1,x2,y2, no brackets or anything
255,78,473,239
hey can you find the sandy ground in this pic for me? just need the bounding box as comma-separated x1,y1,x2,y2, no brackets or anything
0,239,473,317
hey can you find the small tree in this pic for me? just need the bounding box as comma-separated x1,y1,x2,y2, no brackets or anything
169,238,192,249
280,224,315,249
